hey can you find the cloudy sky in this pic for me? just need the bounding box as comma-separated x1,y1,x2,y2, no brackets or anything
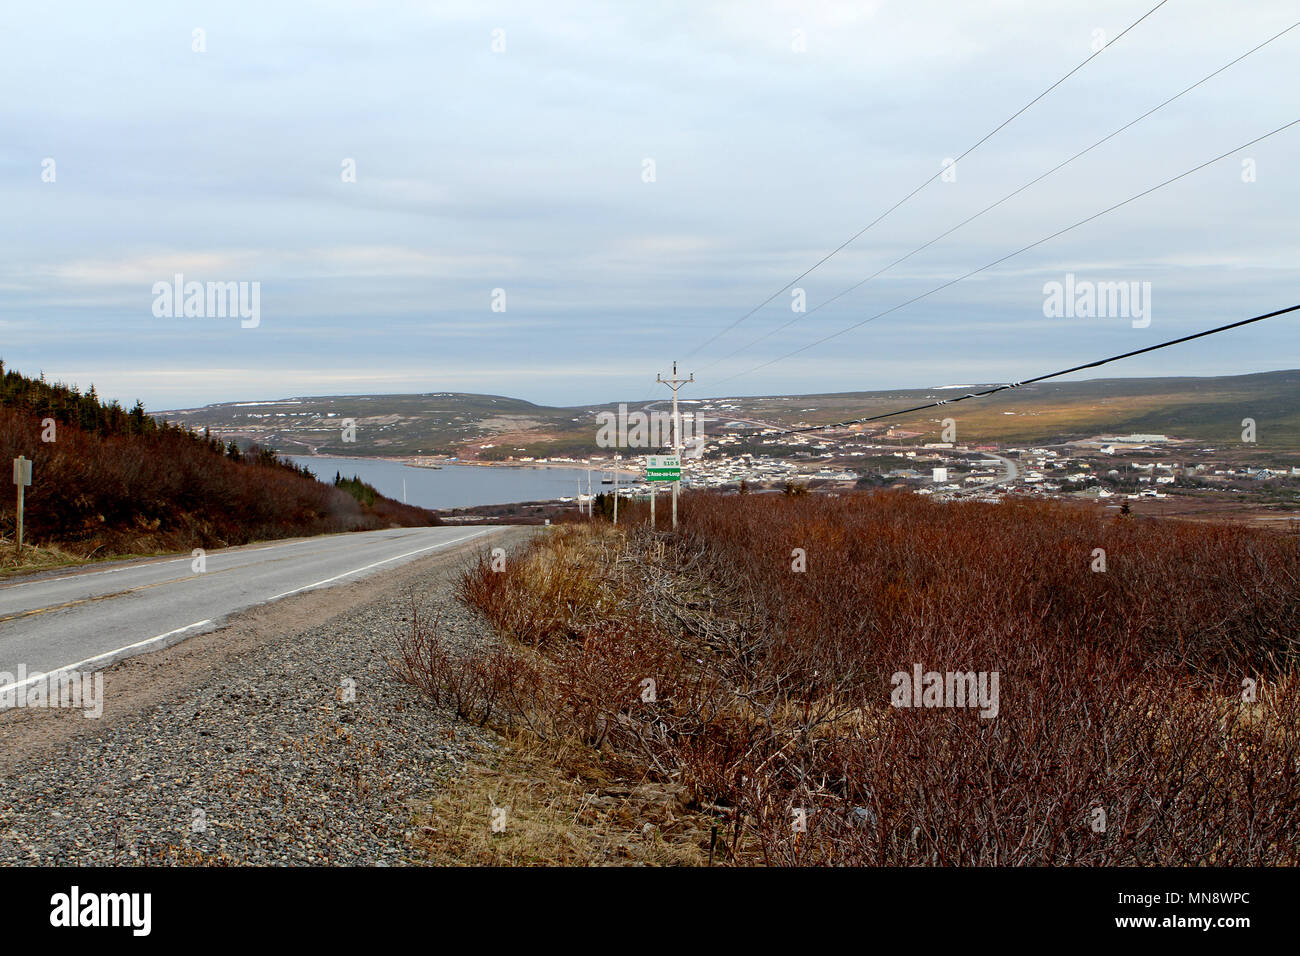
1,0,1297,411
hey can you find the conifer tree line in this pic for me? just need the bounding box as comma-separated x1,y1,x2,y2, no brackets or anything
0,359,315,476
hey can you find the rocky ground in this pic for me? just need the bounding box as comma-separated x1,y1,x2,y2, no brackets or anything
0,527,534,865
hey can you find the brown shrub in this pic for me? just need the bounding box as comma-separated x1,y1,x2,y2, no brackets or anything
408,491,1300,865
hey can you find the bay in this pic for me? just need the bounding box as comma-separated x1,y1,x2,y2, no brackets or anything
287,455,600,510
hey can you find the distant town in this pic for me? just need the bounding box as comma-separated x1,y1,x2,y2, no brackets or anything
481,419,1300,525
161,373,1300,526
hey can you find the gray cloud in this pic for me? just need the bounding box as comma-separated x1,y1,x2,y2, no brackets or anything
1,0,1296,410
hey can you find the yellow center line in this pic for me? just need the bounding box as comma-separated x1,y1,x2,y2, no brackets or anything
0,567,242,625
0,531,476,628
0,541,357,625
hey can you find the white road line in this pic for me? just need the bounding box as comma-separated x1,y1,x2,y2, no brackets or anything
0,619,213,697
0,530,419,591
265,531,488,601
0,528,493,699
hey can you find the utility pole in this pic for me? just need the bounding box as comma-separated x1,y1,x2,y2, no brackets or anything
656,361,693,531
612,455,619,525
587,468,592,521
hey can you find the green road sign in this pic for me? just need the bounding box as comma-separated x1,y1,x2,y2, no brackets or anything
646,455,681,482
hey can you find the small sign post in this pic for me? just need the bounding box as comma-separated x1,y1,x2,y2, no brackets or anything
645,455,681,482
646,456,681,532
13,455,32,555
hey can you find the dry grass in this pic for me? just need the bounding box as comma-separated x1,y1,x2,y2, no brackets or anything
0,539,104,579
407,728,711,866
400,492,1300,865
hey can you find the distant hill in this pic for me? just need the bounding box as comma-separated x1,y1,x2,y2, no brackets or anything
1,361,438,560
163,392,588,458
712,370,1300,448
161,369,1300,457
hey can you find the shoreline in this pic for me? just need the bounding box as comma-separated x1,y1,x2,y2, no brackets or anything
288,453,642,478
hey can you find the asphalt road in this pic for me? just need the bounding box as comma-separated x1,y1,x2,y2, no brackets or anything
949,449,1020,495
0,526,500,694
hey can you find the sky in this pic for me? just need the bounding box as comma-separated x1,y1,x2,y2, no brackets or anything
1,0,1297,411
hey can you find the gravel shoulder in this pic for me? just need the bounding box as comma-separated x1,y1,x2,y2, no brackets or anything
0,526,536,865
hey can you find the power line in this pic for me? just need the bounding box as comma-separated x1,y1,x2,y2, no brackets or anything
706,19,1300,368
717,117,1300,385
684,0,1172,359
763,303,1300,436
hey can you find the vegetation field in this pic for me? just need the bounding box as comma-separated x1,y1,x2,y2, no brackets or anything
723,370,1300,448
403,490,1300,865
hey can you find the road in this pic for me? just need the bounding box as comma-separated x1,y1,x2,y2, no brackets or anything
0,526,500,694
948,449,1020,495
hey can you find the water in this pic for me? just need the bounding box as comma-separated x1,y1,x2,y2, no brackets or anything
288,456,600,509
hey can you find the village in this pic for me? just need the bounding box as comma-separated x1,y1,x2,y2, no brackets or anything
507,422,1300,519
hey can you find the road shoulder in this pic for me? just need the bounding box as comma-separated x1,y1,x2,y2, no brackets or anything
0,526,534,865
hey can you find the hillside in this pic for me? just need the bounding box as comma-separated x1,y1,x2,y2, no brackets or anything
164,392,589,458
162,369,1300,458
0,361,438,565
720,370,1300,447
